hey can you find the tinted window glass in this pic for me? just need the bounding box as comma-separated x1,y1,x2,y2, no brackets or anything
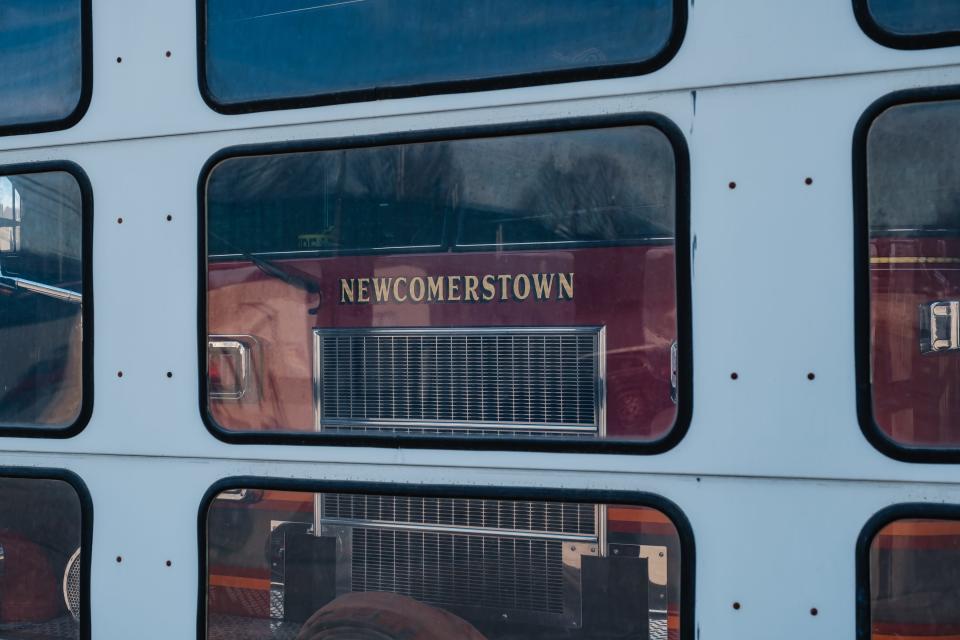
203,0,678,109
0,170,85,430
868,102,960,233
0,476,83,637
206,488,684,640
865,0,960,37
867,518,960,638
0,1,84,130
204,124,682,446
866,99,960,449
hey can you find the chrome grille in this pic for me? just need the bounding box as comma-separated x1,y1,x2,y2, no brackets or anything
315,327,603,434
322,494,597,537
351,528,565,615
320,424,596,439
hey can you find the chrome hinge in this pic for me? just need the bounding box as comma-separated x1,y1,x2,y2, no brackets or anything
670,340,679,404
920,301,960,354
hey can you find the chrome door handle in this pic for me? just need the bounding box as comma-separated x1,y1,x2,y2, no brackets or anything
920,300,960,354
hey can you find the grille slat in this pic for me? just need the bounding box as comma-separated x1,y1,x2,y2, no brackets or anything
351,528,565,615
317,328,602,434
322,494,596,537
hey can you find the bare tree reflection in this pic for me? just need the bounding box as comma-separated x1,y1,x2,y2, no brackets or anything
517,154,671,242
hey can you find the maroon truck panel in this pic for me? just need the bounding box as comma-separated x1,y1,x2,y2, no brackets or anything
870,237,960,447
208,244,677,440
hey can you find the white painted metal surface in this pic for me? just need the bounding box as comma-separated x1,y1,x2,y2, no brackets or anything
2,0,960,638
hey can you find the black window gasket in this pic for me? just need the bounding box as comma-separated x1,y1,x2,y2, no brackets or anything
854,85,960,463
852,0,960,50
0,0,92,138
0,466,93,640
196,112,693,454
0,161,93,440
197,476,696,640
856,502,960,640
195,0,688,116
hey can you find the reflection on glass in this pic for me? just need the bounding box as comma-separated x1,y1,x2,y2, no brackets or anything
0,171,84,429
204,0,676,106
0,0,83,129
205,125,679,442
207,490,682,640
867,100,960,448
0,477,82,638
869,518,960,639
866,0,960,37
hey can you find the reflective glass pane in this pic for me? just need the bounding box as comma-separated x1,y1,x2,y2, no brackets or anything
0,476,83,637
868,518,960,638
866,0,960,37
203,0,677,108
0,1,84,129
204,124,681,444
0,171,84,429
867,100,960,448
207,489,683,640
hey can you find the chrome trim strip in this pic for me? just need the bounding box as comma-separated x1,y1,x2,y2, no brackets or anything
313,328,322,434
210,244,443,260
318,517,600,543
317,325,604,337
319,418,598,432
455,237,674,250
214,488,248,501
209,238,673,260
598,326,607,438
4,276,81,303
597,504,608,557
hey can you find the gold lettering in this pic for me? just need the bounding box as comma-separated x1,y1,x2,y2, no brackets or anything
372,277,392,303
497,274,512,301
393,277,408,302
340,278,356,304
513,273,531,300
532,273,555,300
558,273,574,300
409,277,425,302
344,272,572,304
428,276,444,302
464,275,479,302
447,275,462,301
481,275,496,301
